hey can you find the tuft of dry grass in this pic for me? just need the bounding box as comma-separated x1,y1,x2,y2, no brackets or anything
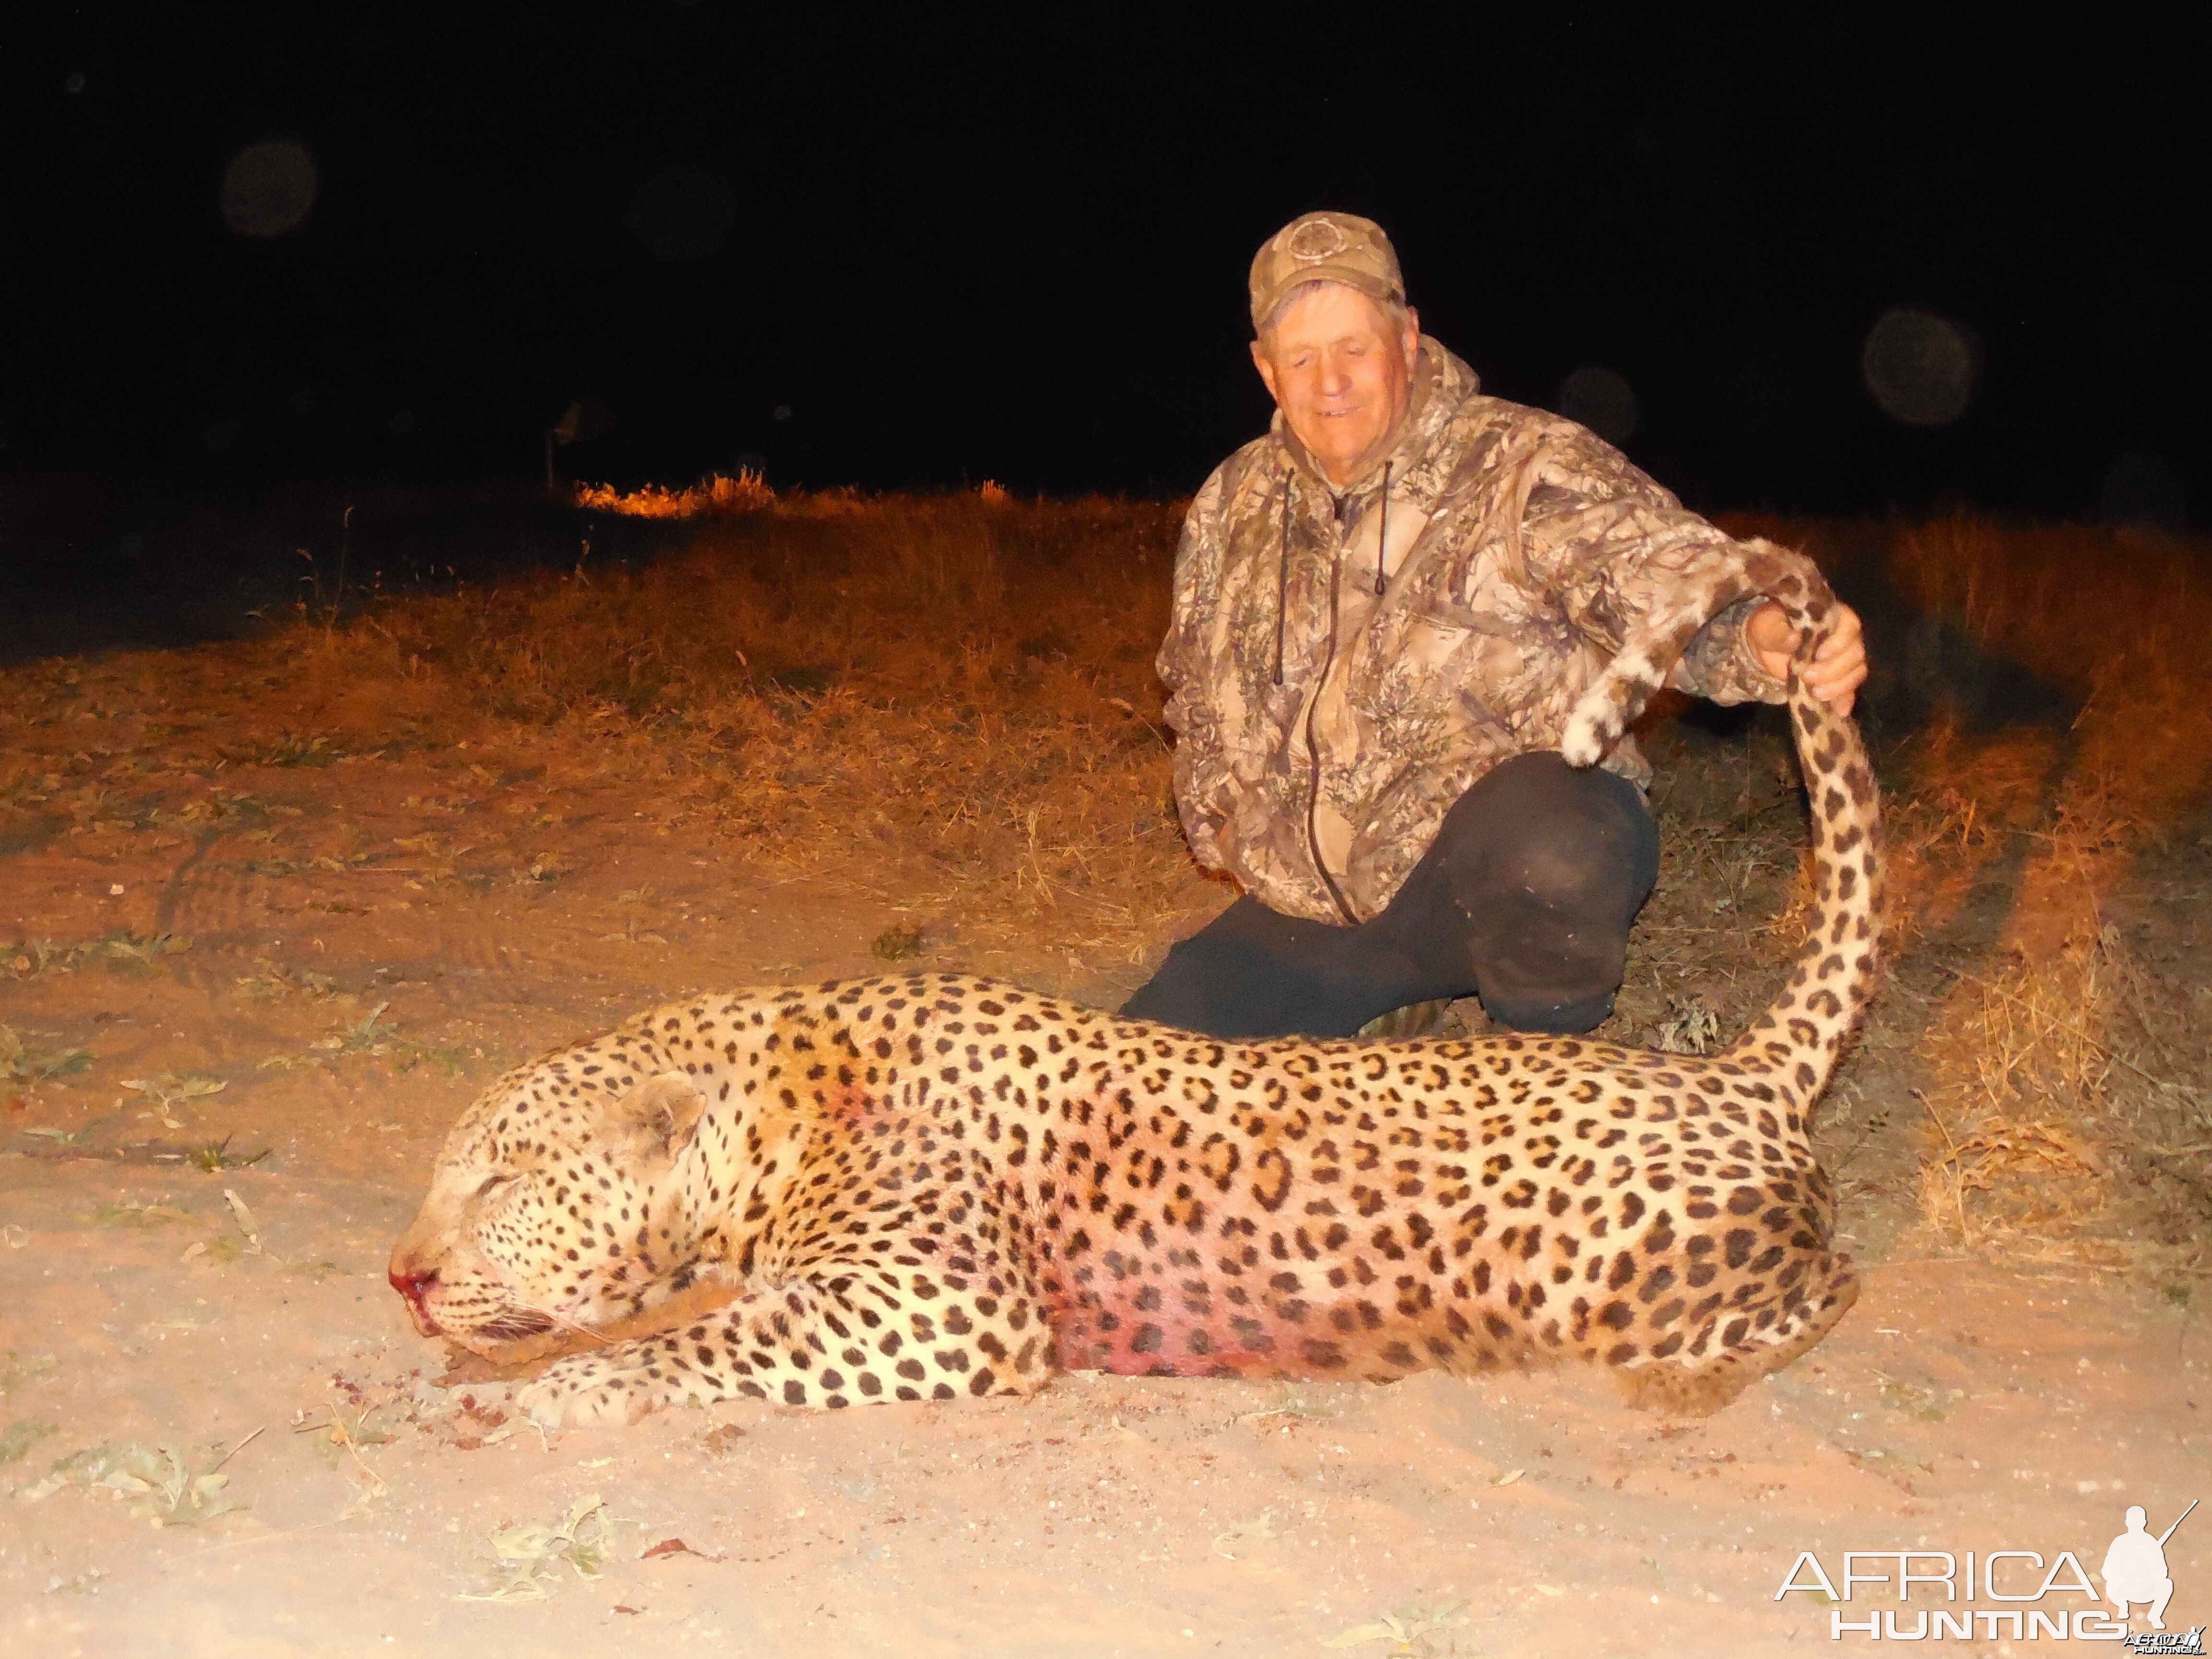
571,469,775,519
1917,925,2211,1269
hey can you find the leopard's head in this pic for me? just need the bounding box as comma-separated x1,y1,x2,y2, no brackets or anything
388,1068,716,1358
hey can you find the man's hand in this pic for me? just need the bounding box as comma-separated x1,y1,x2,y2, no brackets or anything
1746,600,1866,717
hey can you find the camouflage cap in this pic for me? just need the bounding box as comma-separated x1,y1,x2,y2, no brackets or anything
1249,211,1405,332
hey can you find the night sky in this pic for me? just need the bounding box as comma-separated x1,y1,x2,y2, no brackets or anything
7,9,2203,524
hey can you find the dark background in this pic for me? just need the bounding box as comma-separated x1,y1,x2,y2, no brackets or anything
4,7,2203,523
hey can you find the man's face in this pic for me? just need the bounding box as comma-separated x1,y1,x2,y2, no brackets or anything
1251,284,1420,488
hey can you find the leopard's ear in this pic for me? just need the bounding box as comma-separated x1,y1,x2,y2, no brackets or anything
611,1070,708,1159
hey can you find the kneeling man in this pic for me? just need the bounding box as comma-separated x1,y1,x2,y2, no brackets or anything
1124,211,1865,1039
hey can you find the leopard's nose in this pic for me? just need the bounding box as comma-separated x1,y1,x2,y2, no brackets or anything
389,1265,442,1334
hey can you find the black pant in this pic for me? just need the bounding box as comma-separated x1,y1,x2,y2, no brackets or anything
1121,752,1660,1039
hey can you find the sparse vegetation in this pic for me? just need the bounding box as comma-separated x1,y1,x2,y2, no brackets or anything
458,1492,617,1601
188,1135,271,1173
1,1025,92,1085
228,731,341,769
2,487,2206,1282
0,469,2204,1641
210,488,1199,970
872,921,926,960
0,1416,58,1466
572,468,774,520
12,1440,246,1525
6,933,192,981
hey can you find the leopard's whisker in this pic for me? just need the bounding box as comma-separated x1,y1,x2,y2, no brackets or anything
510,1302,616,1346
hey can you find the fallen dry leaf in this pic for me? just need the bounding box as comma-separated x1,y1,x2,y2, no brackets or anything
639,1537,721,1562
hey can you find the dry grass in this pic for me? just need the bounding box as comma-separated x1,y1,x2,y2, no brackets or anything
1866,517,2212,1267
12,486,2208,1266
1916,926,2211,1270
571,469,776,519
1887,516,2212,825
274,487,1205,969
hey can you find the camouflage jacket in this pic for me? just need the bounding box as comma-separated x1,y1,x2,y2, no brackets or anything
1158,337,1786,925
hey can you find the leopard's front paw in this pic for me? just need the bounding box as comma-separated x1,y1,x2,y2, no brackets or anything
515,1353,662,1430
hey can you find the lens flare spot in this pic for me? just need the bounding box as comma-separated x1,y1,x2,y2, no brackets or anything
628,162,737,266
1556,366,1640,446
220,139,318,239
1861,307,1975,427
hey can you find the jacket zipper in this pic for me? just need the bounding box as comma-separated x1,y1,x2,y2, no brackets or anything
1297,474,1388,926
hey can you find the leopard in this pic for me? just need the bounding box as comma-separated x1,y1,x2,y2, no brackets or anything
389,540,1880,1429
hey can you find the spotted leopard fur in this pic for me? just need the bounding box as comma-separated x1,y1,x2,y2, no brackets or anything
390,542,1879,1427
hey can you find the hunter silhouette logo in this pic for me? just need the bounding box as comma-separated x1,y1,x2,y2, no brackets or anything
2107,1501,2194,1642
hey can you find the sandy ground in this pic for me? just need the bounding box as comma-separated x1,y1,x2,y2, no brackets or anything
5,650,2210,1658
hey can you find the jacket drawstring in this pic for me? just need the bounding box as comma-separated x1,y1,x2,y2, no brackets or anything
1374,462,1391,596
1272,472,1292,686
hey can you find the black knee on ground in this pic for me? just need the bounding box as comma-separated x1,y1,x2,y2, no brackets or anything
1378,752,1659,1034
1123,754,1662,1041
1118,896,1421,1040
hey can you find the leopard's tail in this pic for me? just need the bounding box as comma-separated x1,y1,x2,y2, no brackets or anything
1719,564,1883,1100
1560,537,1805,768
1560,539,1882,1101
